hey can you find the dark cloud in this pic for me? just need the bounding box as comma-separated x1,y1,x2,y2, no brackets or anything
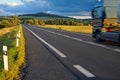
0,0,97,16
50,0,96,11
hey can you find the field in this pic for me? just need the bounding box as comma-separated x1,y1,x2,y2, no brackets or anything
0,25,25,80
0,27,15,37
44,25,92,34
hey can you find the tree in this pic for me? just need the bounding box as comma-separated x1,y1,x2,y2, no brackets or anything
27,19,34,25
34,19,39,26
0,16,21,28
0,20,10,28
12,15,21,25
38,20,45,26
23,19,45,26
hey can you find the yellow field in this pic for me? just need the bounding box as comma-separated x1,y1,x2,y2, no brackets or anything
44,25,92,34
0,27,15,37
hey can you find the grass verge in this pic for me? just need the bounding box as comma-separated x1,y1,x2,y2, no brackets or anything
44,25,92,34
0,27,15,37
0,25,25,80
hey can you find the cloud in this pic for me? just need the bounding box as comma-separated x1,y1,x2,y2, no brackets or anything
0,2,23,7
49,0,96,11
22,0,34,2
44,0,96,16
17,0,51,13
21,0,50,7
69,16,92,19
79,11,91,16
0,0,97,16
0,8,14,16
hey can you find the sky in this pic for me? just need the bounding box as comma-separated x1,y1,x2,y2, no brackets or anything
0,0,97,18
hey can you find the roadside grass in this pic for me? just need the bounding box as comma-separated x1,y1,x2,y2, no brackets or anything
0,27,15,37
0,25,25,80
44,25,92,34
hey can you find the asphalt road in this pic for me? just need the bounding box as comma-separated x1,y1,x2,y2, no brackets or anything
23,24,120,80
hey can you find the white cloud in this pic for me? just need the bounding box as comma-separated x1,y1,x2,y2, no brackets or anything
0,2,23,7
22,0,34,2
79,11,91,16
46,11,60,14
69,16,92,19
0,8,14,16
21,0,50,7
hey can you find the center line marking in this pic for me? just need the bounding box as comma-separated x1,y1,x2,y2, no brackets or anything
37,28,120,53
25,27,67,58
73,65,95,78
114,49,120,52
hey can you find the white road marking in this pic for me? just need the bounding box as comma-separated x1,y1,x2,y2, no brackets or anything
73,65,95,78
70,37,84,42
114,49,120,52
87,42,106,47
87,42,120,52
37,28,120,53
40,28,85,43
25,27,67,58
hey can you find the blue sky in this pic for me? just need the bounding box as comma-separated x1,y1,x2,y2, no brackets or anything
0,0,97,17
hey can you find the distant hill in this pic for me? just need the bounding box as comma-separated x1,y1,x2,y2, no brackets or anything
21,12,68,18
19,12,92,26
19,12,72,20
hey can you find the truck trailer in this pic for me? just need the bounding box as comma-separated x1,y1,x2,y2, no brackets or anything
92,0,120,42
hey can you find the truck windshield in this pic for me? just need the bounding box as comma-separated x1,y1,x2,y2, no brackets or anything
93,6,103,19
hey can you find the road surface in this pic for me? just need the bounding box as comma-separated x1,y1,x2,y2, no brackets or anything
22,24,120,80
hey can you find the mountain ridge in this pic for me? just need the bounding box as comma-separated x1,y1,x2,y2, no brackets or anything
19,12,71,19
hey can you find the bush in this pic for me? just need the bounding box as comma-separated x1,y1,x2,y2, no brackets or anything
24,19,45,26
0,16,21,28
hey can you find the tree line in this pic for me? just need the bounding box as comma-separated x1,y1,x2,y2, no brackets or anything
45,19,91,26
23,19,91,26
0,16,20,28
0,16,91,28
23,19,45,26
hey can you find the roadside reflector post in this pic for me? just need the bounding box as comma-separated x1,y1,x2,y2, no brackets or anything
3,46,8,71
16,34,19,47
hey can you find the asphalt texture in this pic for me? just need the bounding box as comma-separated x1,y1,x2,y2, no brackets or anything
23,24,120,80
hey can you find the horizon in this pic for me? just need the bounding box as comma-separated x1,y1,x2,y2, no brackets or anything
0,11,92,19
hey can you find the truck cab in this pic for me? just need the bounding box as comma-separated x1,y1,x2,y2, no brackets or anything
92,0,120,42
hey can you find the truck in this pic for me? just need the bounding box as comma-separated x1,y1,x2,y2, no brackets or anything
91,0,120,42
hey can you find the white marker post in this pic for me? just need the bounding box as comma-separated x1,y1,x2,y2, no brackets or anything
3,46,8,71
16,34,19,47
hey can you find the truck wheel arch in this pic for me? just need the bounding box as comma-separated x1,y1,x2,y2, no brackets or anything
95,30,101,37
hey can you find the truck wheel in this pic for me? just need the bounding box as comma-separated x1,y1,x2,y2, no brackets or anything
96,33,101,42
